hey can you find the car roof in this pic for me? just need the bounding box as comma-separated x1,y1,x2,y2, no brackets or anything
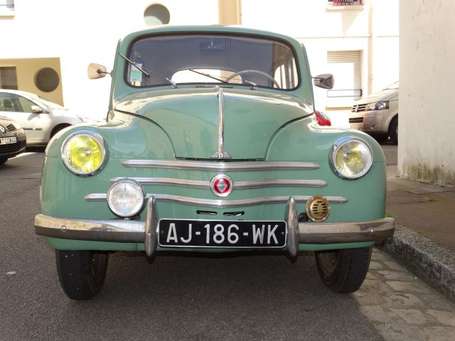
120,25,300,46
0,89,38,98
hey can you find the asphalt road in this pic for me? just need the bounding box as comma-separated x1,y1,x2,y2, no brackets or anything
2,148,455,341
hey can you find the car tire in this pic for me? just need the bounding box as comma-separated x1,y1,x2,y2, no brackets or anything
315,247,372,293
56,250,109,300
0,156,7,166
389,116,398,145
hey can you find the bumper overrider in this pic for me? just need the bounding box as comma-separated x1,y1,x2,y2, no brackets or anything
34,196,395,258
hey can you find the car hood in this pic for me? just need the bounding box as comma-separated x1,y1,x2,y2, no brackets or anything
354,89,398,105
115,87,313,159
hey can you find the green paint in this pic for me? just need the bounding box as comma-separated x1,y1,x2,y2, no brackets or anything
37,25,388,252
298,242,374,251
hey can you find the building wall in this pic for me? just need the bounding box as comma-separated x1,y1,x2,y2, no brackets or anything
0,58,63,104
0,0,218,118
399,0,455,185
0,0,398,120
242,0,399,112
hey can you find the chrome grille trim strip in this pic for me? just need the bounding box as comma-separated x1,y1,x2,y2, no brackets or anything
111,177,327,189
85,193,347,207
122,160,320,171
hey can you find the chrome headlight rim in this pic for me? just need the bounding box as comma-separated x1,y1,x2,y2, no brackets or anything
61,130,107,176
107,179,145,218
330,136,373,180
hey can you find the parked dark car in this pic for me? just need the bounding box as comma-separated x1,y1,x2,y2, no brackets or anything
0,116,26,166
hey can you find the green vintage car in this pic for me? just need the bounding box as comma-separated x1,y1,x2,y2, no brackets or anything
34,25,394,300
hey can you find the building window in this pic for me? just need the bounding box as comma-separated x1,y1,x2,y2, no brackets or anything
144,4,170,26
0,0,15,16
326,51,362,108
328,0,362,6
0,67,18,90
34,67,60,92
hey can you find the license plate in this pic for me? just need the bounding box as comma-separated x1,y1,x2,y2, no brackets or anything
0,137,17,145
159,219,287,248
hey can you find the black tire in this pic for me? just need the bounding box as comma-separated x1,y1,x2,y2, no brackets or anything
315,247,372,293
0,156,7,166
389,116,398,145
51,124,70,138
56,250,109,300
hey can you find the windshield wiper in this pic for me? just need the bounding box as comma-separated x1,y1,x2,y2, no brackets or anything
187,68,229,84
119,53,150,77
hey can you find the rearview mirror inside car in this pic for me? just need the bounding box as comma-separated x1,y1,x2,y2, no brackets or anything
313,74,334,89
88,63,109,79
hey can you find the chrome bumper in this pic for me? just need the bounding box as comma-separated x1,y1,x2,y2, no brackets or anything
35,197,395,258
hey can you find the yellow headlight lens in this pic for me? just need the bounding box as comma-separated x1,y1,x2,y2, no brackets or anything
332,138,373,179
62,133,105,175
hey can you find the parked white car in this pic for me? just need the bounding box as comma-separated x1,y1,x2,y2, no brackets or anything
0,90,84,146
349,82,399,144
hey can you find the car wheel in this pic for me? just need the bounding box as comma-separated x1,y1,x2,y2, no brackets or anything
0,156,7,166
56,250,109,300
389,117,398,145
315,247,372,293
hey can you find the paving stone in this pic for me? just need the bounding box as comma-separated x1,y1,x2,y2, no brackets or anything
383,260,406,271
378,270,417,281
369,261,384,270
419,293,455,311
426,309,455,327
354,292,387,306
422,326,455,341
384,293,425,308
360,305,391,323
373,320,426,341
386,280,433,294
390,308,429,325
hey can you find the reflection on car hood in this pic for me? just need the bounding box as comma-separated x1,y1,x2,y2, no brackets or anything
115,87,313,159
354,88,398,105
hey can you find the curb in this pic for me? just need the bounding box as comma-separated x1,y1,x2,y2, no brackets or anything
382,224,455,301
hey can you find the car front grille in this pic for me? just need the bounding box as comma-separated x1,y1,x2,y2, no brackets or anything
0,140,25,154
349,117,364,123
85,159,349,208
352,104,367,113
6,124,16,132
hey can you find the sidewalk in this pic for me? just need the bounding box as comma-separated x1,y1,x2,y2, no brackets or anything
384,165,455,300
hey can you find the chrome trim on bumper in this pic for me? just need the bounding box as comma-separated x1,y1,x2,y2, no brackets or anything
34,214,144,242
110,177,327,189
122,159,320,171
34,213,395,250
298,217,395,243
84,193,348,207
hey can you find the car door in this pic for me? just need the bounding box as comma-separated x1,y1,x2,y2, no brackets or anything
0,92,33,139
15,94,52,144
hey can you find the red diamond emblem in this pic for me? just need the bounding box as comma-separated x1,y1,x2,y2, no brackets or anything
210,174,233,197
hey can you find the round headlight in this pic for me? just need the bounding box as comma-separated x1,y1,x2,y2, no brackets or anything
61,132,106,175
331,137,373,179
107,180,144,218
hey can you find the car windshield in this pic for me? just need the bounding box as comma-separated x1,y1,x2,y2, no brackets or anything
382,81,399,91
126,34,299,90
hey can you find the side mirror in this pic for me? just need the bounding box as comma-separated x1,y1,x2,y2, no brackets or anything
313,74,334,89
88,63,109,79
31,105,44,114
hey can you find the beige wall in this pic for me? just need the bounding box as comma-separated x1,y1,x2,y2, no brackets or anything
0,58,64,105
219,0,241,25
398,0,455,185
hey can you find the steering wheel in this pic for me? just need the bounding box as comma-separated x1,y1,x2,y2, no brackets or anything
225,69,281,89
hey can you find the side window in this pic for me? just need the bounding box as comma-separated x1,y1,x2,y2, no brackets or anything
16,95,36,113
0,93,19,112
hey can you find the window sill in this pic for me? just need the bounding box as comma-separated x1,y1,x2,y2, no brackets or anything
326,5,364,11
0,9,15,17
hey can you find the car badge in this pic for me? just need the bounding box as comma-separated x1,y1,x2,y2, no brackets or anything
0,125,5,134
210,174,233,197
